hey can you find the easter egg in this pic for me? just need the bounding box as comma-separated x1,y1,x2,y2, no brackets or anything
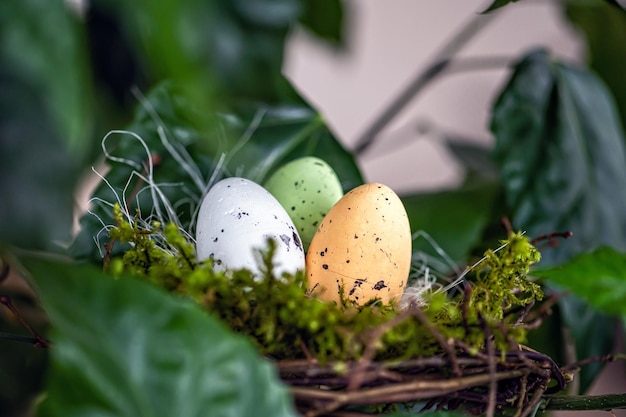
264,157,343,251
306,183,411,306
195,177,305,277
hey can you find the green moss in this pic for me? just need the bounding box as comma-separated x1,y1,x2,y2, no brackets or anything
106,204,544,362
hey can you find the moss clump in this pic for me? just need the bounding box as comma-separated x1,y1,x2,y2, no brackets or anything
105,203,544,362
468,232,542,321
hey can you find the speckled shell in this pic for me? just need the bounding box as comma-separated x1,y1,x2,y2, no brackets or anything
195,177,305,277
264,157,343,251
306,183,411,305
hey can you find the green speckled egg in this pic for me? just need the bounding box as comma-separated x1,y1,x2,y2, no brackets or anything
264,157,343,250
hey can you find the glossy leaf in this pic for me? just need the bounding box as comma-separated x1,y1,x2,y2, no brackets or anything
491,49,626,265
0,68,77,250
565,0,626,133
25,258,298,417
402,179,499,264
0,0,91,157
534,247,625,391
225,104,363,190
535,247,626,316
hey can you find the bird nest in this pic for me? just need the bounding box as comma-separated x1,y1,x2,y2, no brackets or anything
106,210,572,417
276,303,567,417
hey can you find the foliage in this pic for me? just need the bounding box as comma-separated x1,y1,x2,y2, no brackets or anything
24,256,298,417
535,247,626,316
565,0,626,138
491,48,626,266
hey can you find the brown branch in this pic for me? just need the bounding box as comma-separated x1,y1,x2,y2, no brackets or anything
0,295,50,348
561,353,626,372
411,306,462,376
483,318,496,417
348,309,413,391
293,368,531,415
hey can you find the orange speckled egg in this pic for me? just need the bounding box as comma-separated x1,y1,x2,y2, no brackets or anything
306,183,411,306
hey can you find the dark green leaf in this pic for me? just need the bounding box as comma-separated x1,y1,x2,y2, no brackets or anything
0,68,77,250
534,247,624,391
401,179,499,264
227,104,363,191
555,295,615,393
25,258,298,417
565,0,626,134
299,0,344,45
535,247,626,316
0,0,91,157
481,0,521,13
97,0,302,103
491,49,626,265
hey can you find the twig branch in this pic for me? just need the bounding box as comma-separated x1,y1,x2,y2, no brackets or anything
0,295,50,348
353,12,498,155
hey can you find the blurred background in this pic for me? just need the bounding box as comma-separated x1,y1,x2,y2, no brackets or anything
286,0,582,193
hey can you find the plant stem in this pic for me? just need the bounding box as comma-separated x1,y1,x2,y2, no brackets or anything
543,393,626,411
353,12,499,156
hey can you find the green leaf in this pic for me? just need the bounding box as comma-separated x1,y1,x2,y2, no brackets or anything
555,295,616,393
402,179,499,264
0,0,91,157
534,246,624,391
565,0,626,134
226,104,363,190
98,0,302,103
25,257,298,417
0,68,78,250
299,0,344,45
535,247,626,316
491,49,626,265
481,0,521,13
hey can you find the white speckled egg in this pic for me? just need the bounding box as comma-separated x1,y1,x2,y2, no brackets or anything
306,183,411,306
196,177,305,277
264,157,343,251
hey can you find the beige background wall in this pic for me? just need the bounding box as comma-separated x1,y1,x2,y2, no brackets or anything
284,0,581,193
284,0,625,414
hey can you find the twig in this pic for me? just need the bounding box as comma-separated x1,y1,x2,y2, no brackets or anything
520,382,547,417
513,374,529,417
353,12,498,155
293,368,530,415
0,331,40,344
0,295,50,348
561,353,626,372
411,306,461,376
348,309,413,391
483,317,496,417
0,259,9,284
